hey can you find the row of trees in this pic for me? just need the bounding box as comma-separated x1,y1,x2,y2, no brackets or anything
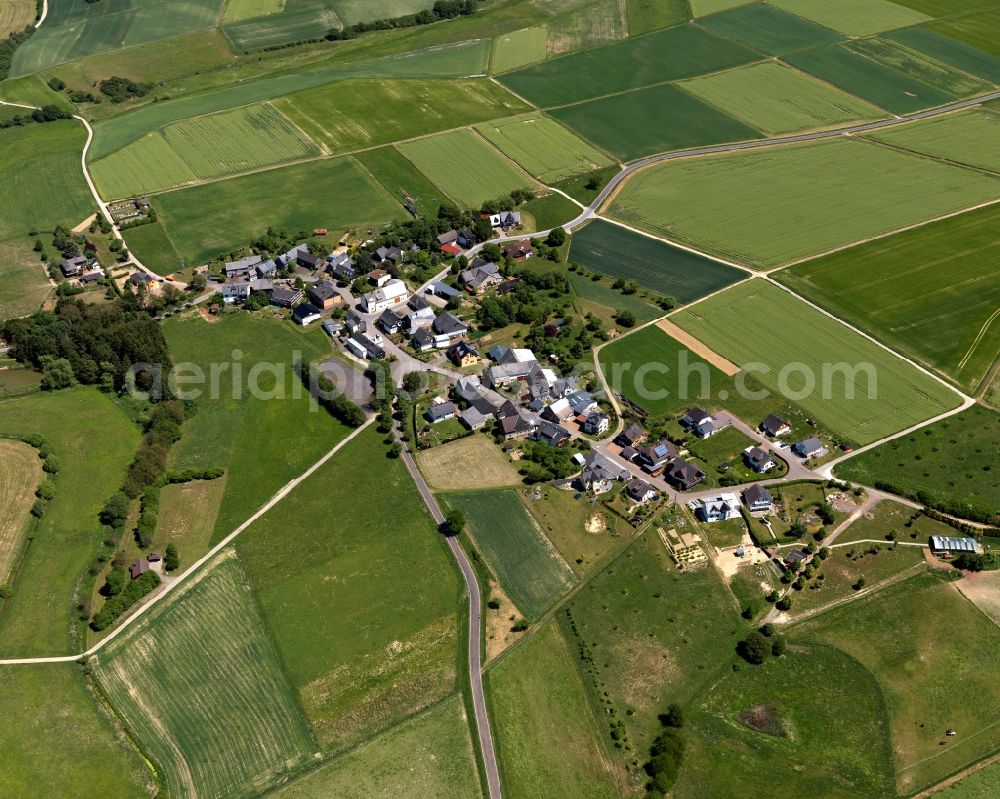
0,104,73,129
326,0,478,40
296,362,366,427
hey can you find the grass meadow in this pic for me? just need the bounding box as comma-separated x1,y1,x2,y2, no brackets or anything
797,571,1000,794
235,425,462,751
871,109,1000,174
416,435,522,491
672,280,961,445
474,115,614,183
690,0,753,15
354,145,451,218
767,0,930,36
446,489,576,620
486,620,622,799
0,388,140,656
94,556,317,799
120,222,181,276
889,25,1000,83
0,663,150,798
626,0,688,35
776,202,1000,392
491,25,548,73
397,129,537,207
0,0,34,38
222,0,284,23
680,62,883,136
223,7,341,51
698,3,842,55
0,236,52,319
934,760,1000,798
566,270,663,323
0,439,41,585
606,138,1000,268
569,219,746,302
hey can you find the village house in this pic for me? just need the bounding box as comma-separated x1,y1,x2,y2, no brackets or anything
626,478,657,505
412,327,435,352
431,281,461,301
698,493,741,523
743,446,776,473
271,286,304,309
425,400,457,424
292,303,322,326
407,304,436,334
681,407,720,438
372,246,402,266
322,319,343,337
345,333,385,360
761,413,792,438
532,420,570,448
60,255,88,277
567,390,598,417
582,411,610,436
637,440,677,474
221,281,252,304
329,253,356,282
784,549,808,569
616,423,646,448
362,279,409,314
224,254,261,280
793,437,828,459
485,211,521,230
742,484,772,514
344,309,366,334
432,312,468,348
256,260,277,280
448,341,479,367
502,240,532,260
460,260,502,294
437,230,459,248
664,459,706,490
576,452,624,494
377,309,405,335
129,559,150,580
308,279,341,310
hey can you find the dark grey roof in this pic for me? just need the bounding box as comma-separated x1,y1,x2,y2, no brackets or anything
309,280,338,301
434,312,467,336
292,303,321,320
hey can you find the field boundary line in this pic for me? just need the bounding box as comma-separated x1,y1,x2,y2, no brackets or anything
959,306,1000,372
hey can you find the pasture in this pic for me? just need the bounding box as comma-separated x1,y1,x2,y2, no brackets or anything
93,556,317,799
270,695,481,799
355,145,450,218
92,103,321,198
870,109,1000,174
691,0,752,15
474,115,614,183
0,74,74,110
0,236,52,319
0,388,140,656
0,663,149,798
776,201,1000,392
498,23,758,108
680,62,883,136
446,489,576,619
491,25,548,73
236,426,462,751
486,620,622,799
606,138,1000,268
0,439,41,585
569,220,745,303
767,0,930,36
276,78,526,155
149,476,227,564
698,3,841,55
848,37,990,98
671,281,961,445
835,405,1000,524
121,222,180,276
397,129,536,207
551,82,760,161
888,25,1000,84
146,155,400,266
566,271,662,323
676,644,894,798
330,0,433,25
797,571,1000,794
416,435,522,491
520,191,579,229
936,760,1000,798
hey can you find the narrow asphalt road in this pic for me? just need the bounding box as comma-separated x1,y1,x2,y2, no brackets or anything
393,418,502,799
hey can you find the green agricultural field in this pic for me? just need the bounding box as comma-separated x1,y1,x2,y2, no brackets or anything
236,426,462,751
889,25,1000,83
520,192,580,229
698,3,842,55
767,0,930,36
270,695,481,799
871,109,1000,174
626,0,688,35
276,78,526,155
676,643,894,798
487,621,622,799
848,37,991,98
550,82,761,162
566,271,662,324
0,664,149,798
355,145,450,218
92,103,321,198
672,280,961,445
499,23,758,108
930,8,1000,58
222,7,341,51
785,42,956,114
0,237,52,320
680,62,883,135
491,25,548,73
0,388,140,656
0,121,93,242
397,129,536,207
93,556,316,799
935,760,1000,798
893,0,999,13
0,74,74,110
475,115,614,183
544,0,628,57
446,490,576,620
569,219,746,302
222,0,284,23
143,155,400,266
835,404,1000,523
691,0,752,15
121,222,181,276
776,201,1000,392
606,138,1000,268
163,313,348,539
330,0,433,25
797,571,1000,794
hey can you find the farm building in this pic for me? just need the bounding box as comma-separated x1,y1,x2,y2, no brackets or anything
431,282,461,300
224,254,261,279
930,536,980,554
308,280,341,309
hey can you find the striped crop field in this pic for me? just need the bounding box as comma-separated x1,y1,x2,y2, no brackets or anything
766,0,930,37
671,280,961,444
698,3,843,56
397,129,537,207
91,103,321,199
491,25,549,74
93,555,316,799
869,108,1000,173
847,37,991,98
475,115,615,182
0,439,41,584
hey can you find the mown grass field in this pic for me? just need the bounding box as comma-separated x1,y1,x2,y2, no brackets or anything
236,425,462,751
0,663,150,798
270,695,481,798
551,82,761,162
417,435,522,491
330,0,433,25
355,144,450,218
148,476,226,564
138,155,400,266
499,23,758,108
94,556,317,799
889,25,1000,83
672,280,961,445
0,236,52,320
871,109,1000,174
767,0,930,36
486,620,622,799
0,439,41,585
569,219,746,302
475,115,614,183
545,0,628,57
776,202,1000,392
797,571,1000,794
0,0,35,38
680,62,883,136
120,221,181,276
835,404,1000,523
698,2,842,55
0,388,140,656
446,489,576,620
676,643,894,798
397,129,536,207
92,103,321,198
491,25,548,73
276,78,527,155
606,138,1000,268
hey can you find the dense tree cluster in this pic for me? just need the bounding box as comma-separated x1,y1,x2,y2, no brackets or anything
0,26,33,81
0,104,73,129
296,363,366,427
645,704,686,798
517,441,580,483
98,76,152,103
326,0,477,40
91,570,160,630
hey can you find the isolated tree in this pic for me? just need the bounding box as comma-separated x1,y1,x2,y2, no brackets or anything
402,371,425,395
771,636,788,657
164,543,180,572
659,703,685,729
614,309,636,328
738,631,771,665
443,510,466,537
546,227,566,247
775,596,793,611
100,492,130,527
